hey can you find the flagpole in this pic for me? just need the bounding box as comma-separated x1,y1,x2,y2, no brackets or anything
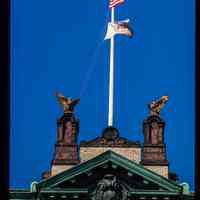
108,7,115,126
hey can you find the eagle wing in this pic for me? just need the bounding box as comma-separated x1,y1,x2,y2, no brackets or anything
56,92,68,106
150,96,169,112
71,98,80,107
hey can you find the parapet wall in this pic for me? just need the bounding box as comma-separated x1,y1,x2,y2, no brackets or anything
80,147,141,163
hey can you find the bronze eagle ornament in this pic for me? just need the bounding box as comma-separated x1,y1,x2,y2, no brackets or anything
148,96,169,116
55,92,80,114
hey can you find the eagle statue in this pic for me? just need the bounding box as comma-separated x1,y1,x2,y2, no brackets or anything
148,96,169,116
56,92,80,114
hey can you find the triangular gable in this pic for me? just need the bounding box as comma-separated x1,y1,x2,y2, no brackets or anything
37,150,182,193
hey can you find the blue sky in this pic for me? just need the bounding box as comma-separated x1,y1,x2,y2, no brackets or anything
11,0,195,190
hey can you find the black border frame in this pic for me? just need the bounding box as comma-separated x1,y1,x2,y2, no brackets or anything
0,0,10,199
0,0,10,200
0,0,199,199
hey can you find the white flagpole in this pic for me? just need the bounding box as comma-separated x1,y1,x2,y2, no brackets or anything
108,7,115,126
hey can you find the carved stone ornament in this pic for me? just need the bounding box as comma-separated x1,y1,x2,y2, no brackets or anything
91,174,128,200
80,127,140,147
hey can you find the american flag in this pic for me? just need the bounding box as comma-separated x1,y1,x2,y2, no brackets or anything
109,0,125,8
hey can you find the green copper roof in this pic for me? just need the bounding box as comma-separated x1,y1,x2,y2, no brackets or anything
11,150,193,200
37,150,182,192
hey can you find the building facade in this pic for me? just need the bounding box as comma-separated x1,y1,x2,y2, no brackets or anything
10,97,194,200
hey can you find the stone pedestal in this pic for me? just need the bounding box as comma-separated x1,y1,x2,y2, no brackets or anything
50,112,80,176
52,144,79,165
141,115,169,178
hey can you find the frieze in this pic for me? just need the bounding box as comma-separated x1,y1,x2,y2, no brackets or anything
143,147,165,153
80,127,141,147
143,153,165,161
80,136,141,147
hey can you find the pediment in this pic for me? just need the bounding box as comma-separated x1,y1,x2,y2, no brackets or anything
80,127,141,147
80,136,140,147
37,151,181,195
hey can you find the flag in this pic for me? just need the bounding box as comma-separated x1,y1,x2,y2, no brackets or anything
109,0,125,8
104,19,134,40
